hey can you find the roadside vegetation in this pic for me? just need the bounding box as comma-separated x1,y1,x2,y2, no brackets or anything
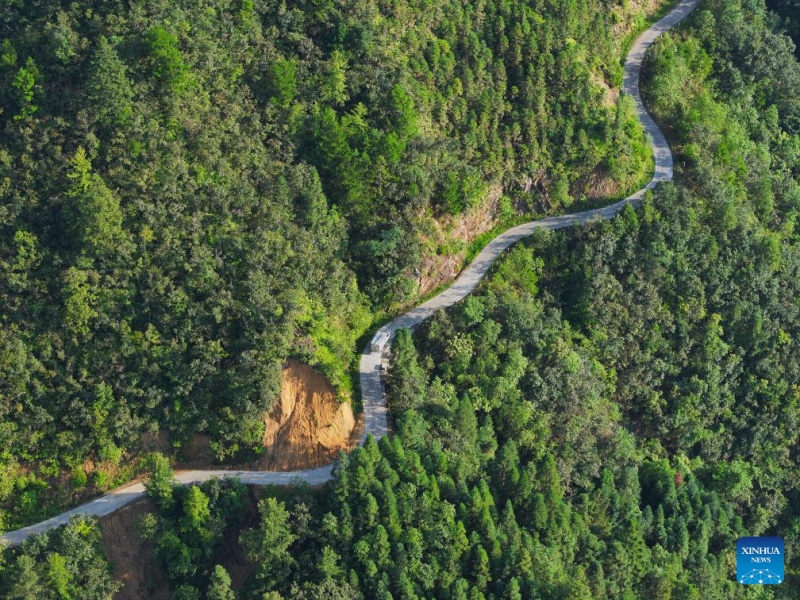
2,0,799,597
0,517,119,599
0,0,664,528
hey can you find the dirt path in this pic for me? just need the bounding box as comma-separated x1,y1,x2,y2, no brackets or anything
1,0,701,548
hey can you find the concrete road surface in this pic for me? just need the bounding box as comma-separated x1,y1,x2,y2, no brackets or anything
1,0,700,548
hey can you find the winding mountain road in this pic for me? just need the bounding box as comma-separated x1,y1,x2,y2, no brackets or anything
1,0,700,548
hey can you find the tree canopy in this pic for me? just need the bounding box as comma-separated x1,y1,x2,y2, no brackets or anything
0,0,666,528
2,0,799,597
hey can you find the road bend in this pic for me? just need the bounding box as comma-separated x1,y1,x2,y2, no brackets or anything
2,0,700,547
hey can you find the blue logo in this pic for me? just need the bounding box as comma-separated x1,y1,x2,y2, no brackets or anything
737,537,784,584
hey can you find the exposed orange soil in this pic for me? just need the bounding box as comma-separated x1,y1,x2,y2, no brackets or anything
100,498,169,600
255,360,360,471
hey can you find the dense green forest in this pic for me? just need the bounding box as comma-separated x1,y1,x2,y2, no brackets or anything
0,0,662,527
3,0,797,597
136,0,798,597
264,0,800,594
0,517,119,599
765,0,800,57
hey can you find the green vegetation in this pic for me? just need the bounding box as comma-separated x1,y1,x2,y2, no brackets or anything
0,0,664,527
5,1,799,597
0,454,150,533
130,1,797,597
140,456,249,599
0,517,119,599
766,0,800,58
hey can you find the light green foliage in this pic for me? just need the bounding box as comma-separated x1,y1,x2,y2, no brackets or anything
45,552,69,598
608,95,653,183
207,565,236,600
44,11,80,65
322,51,348,106
182,485,211,530
180,486,213,550
65,148,126,257
0,517,119,599
146,26,190,92
62,267,97,338
268,58,297,108
11,57,37,120
1,39,17,67
144,452,175,510
239,0,255,26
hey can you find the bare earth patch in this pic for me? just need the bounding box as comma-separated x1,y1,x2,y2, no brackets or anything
417,184,501,298
255,360,359,471
100,498,169,600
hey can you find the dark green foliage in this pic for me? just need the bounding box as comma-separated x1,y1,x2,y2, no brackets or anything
87,37,135,127
0,0,665,526
144,452,175,511
207,565,236,600
0,517,119,599
240,497,296,593
766,0,800,58
213,2,799,597
0,2,379,515
353,187,798,595
385,328,427,412
141,462,248,594
3,1,798,597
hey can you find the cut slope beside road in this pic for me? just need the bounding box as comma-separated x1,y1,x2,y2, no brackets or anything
1,0,701,548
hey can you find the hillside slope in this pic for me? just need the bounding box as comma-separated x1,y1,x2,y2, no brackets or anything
0,0,671,528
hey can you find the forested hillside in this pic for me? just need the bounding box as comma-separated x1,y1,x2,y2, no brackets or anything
0,0,664,528
285,0,800,594
765,0,800,57
0,516,118,599
26,0,791,597
373,0,798,595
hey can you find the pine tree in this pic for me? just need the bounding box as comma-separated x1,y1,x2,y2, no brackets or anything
240,498,296,591
64,148,126,258
207,565,236,600
144,453,175,510
87,37,134,127
388,329,428,411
